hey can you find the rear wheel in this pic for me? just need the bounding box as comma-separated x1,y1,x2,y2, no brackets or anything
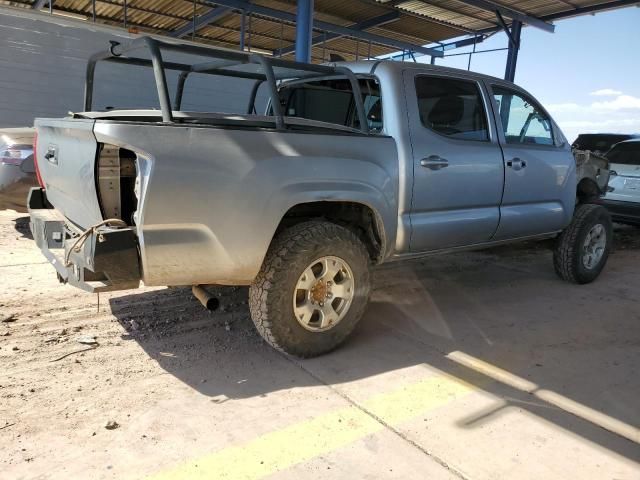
553,204,612,284
249,221,371,357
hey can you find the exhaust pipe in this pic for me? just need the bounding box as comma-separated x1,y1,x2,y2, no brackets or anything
192,285,220,311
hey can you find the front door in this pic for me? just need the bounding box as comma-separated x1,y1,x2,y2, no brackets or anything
404,71,504,252
487,83,576,240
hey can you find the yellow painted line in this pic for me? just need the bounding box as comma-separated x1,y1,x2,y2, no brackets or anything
365,375,472,425
147,374,475,480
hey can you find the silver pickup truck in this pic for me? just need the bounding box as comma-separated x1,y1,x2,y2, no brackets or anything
29,37,611,357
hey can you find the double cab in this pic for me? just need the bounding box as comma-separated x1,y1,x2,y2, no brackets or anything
29,37,612,357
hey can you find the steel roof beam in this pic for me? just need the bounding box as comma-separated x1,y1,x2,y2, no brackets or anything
274,11,400,57
475,0,637,36
170,6,232,38
204,0,444,57
453,0,555,32
540,0,638,21
495,10,518,46
386,34,484,60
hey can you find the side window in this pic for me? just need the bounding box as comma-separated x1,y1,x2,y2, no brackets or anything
414,76,489,142
278,78,383,132
360,80,383,132
492,86,554,145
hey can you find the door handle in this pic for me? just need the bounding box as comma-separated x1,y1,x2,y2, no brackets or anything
420,155,449,170
506,157,527,170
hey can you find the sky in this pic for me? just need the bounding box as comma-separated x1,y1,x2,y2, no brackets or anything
414,8,640,142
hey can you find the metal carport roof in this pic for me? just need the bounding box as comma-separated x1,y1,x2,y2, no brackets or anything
2,0,636,63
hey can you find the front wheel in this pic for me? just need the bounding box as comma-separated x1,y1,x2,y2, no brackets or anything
249,221,371,357
553,204,612,284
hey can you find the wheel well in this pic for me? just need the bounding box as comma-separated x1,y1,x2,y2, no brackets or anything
577,178,601,204
276,201,386,263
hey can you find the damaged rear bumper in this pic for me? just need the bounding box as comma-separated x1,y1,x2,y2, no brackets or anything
28,188,141,293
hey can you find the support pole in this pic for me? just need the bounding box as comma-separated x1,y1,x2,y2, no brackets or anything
192,0,196,40
240,10,246,51
503,20,522,82
295,0,314,63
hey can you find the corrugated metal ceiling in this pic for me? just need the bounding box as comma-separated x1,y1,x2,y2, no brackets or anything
0,0,633,62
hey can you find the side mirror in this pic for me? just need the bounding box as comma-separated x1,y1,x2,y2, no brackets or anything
20,155,35,174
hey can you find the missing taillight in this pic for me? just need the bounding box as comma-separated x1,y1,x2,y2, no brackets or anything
96,144,138,225
33,131,45,189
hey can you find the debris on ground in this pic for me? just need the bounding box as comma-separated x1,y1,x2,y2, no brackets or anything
104,421,120,430
2,314,17,323
50,346,97,363
77,335,98,345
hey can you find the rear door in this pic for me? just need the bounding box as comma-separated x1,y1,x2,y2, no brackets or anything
487,83,575,239
403,71,504,251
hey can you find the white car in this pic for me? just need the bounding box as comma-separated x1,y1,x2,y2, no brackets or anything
602,139,640,225
0,127,36,212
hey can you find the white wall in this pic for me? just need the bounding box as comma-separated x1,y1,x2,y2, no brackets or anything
0,8,265,127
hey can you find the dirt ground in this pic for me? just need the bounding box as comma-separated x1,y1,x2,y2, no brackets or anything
1,209,639,480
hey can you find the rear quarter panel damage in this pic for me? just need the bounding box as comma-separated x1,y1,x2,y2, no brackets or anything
93,122,399,286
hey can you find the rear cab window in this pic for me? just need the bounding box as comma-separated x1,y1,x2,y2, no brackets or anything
414,75,490,142
606,142,640,165
573,134,635,152
277,78,383,133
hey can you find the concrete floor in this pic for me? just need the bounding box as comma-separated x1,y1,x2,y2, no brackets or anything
1,210,639,479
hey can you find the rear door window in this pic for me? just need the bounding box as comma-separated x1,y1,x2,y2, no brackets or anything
278,78,383,132
414,75,489,141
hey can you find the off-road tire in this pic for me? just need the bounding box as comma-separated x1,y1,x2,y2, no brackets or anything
249,221,371,357
553,204,612,284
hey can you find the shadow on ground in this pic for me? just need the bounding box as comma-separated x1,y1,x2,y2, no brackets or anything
13,216,32,239
108,231,640,463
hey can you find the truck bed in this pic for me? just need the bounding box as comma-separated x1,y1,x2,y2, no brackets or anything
32,114,399,289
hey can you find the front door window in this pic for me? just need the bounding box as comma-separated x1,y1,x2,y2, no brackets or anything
493,86,554,145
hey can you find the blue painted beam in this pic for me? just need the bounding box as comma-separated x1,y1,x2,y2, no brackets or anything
275,11,399,57
386,35,484,61
170,6,231,38
203,0,444,57
295,0,314,63
504,20,522,82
